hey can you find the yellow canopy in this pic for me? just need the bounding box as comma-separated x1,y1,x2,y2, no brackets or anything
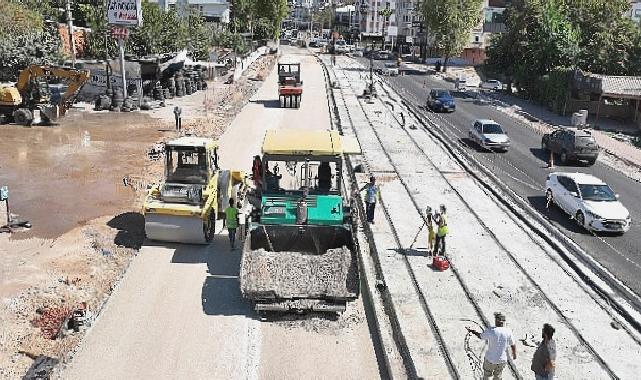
262,129,362,156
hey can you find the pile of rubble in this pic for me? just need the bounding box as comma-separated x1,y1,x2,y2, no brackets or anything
240,247,358,299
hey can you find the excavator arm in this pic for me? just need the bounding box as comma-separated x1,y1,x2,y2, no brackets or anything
15,64,90,115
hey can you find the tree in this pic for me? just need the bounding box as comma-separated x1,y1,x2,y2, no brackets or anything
421,0,484,71
564,0,638,75
253,0,288,39
0,1,61,81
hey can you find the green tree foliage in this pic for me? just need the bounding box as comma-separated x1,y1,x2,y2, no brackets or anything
230,0,288,38
421,0,484,70
0,1,61,81
83,0,214,60
487,0,641,104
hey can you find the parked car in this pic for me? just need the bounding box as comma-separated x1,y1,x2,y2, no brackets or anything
480,79,503,91
468,119,510,151
351,50,364,57
426,89,456,112
541,128,599,165
308,39,319,47
545,172,631,233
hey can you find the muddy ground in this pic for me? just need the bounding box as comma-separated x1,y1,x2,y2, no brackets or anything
0,54,275,379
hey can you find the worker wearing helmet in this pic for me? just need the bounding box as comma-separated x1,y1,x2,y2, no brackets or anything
433,204,448,256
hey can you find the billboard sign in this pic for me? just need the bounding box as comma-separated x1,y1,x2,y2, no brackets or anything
108,0,143,26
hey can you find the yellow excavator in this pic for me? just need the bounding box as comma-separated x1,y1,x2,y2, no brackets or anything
0,64,90,125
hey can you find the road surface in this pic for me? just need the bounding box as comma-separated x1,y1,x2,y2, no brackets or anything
63,46,382,380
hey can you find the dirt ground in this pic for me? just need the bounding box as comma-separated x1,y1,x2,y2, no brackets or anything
0,54,276,379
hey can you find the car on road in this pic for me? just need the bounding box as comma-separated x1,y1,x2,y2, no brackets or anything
380,63,399,76
541,128,599,165
350,50,364,57
545,172,631,233
480,79,503,91
468,119,510,151
373,50,393,60
426,89,456,112
334,40,349,53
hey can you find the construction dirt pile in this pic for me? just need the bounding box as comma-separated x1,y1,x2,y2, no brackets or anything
0,53,277,379
240,247,358,299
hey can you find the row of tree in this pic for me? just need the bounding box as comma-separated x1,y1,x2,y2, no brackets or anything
486,0,641,108
0,0,289,81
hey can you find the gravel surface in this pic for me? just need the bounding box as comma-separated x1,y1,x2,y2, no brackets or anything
240,247,357,299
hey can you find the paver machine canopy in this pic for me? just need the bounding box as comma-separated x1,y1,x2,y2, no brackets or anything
278,62,303,108
240,129,363,313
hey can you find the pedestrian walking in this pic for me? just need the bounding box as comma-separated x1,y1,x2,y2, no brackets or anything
173,106,182,131
531,323,556,380
360,176,379,224
224,198,239,250
467,312,517,380
433,204,448,255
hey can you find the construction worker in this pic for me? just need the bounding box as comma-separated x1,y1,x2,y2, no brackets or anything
433,204,448,255
318,161,332,191
360,176,378,224
251,155,263,189
531,323,557,380
467,312,517,380
224,198,239,250
173,105,182,131
426,211,436,253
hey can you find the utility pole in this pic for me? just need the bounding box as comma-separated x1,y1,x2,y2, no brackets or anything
118,37,127,99
65,0,76,66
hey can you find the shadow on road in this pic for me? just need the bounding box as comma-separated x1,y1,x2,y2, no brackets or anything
107,212,146,250
529,147,550,164
527,195,588,234
169,233,254,317
250,99,281,108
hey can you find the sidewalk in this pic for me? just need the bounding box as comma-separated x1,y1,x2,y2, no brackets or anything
327,55,641,379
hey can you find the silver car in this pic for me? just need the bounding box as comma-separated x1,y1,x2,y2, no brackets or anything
468,119,510,151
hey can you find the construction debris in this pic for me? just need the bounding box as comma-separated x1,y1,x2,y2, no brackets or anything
240,247,358,299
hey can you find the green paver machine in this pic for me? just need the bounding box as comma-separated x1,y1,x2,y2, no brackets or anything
240,129,362,314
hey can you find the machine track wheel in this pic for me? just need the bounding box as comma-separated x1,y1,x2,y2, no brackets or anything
13,109,33,126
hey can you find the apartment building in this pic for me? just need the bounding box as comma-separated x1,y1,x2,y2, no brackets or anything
154,0,230,23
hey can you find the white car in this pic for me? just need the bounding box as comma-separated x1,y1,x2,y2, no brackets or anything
480,79,503,91
468,119,510,151
381,63,399,76
545,172,631,233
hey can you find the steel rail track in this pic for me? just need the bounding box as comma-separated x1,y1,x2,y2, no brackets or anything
332,62,508,380
371,78,620,379
382,75,641,317
378,75,641,340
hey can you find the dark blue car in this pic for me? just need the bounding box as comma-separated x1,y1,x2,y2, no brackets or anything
427,89,456,112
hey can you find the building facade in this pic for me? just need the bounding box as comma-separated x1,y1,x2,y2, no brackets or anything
155,0,230,23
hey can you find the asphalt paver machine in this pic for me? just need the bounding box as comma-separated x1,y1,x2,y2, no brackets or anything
240,129,363,314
